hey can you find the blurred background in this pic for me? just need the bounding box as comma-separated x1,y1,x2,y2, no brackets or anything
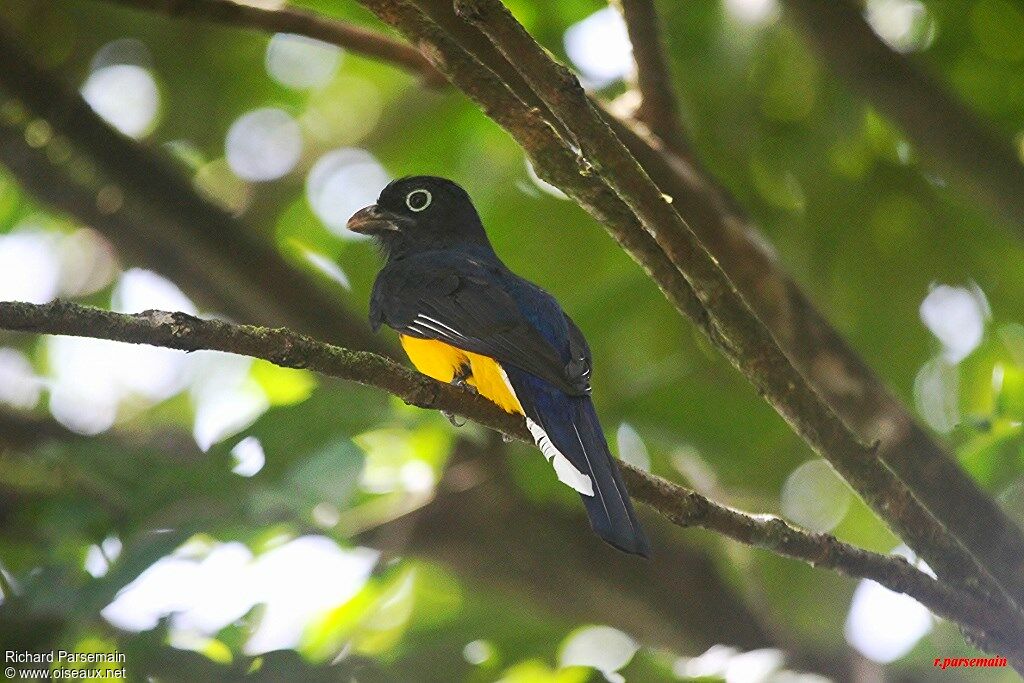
0,0,1022,680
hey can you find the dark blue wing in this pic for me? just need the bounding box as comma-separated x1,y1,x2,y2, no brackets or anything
500,275,649,557
505,364,650,557
370,253,589,396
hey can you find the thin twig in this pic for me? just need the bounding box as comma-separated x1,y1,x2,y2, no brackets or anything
612,0,693,160
782,0,1024,232
97,0,447,86
1,298,1020,659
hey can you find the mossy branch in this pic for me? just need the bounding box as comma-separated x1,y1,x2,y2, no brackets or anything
1,298,1022,663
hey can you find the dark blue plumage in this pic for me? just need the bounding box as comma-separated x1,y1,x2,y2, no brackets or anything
350,175,650,557
500,276,649,556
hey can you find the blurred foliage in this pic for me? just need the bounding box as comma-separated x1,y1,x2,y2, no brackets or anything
0,0,1023,680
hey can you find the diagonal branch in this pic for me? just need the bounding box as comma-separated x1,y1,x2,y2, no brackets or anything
449,0,1024,606
612,0,692,160
16,0,1024,654
782,0,1024,233
90,0,1019,616
604,112,1024,607
98,0,447,86
1,298,1021,662
413,0,1024,597
356,0,1006,606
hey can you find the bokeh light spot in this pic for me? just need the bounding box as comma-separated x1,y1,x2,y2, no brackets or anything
616,423,651,472
81,64,160,138
846,561,932,662
914,356,960,434
559,625,638,683
265,33,342,90
919,283,990,363
90,37,153,71
305,148,389,238
231,436,266,477
564,8,633,87
724,0,779,25
58,228,118,297
0,348,42,410
0,229,60,303
780,460,851,533
865,0,937,53
225,108,303,182
463,640,494,666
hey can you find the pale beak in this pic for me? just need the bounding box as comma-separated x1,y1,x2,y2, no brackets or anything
347,205,408,235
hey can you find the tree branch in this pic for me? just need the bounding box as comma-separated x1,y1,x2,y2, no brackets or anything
90,0,1020,620
10,0,1022,658
68,0,1022,618
0,23,389,356
782,0,1024,232
447,0,1024,606
1,299,1021,661
95,0,1012,613
97,0,447,87
608,0,1024,615
410,0,1024,599
350,0,1018,614
604,113,1024,606
612,0,692,160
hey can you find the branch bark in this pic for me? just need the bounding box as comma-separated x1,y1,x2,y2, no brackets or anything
0,19,756,656
612,0,693,161
82,0,1024,610
604,113,1024,604
445,0,1024,603
97,0,447,86
347,0,1024,617
91,0,1012,610
782,0,1024,232
1,299,1022,663
86,0,1020,608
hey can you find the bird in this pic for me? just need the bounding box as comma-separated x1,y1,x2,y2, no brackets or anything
348,176,650,557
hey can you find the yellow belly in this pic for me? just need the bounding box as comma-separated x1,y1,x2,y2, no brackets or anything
400,335,524,415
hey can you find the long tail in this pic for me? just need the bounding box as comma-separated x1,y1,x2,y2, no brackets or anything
511,366,650,557
568,398,650,557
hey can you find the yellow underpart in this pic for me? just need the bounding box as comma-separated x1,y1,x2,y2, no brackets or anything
400,335,524,415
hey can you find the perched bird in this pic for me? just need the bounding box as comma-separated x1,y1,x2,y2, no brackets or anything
348,176,650,556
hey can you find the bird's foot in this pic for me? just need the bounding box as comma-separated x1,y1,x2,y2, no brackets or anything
444,367,476,427
452,367,478,395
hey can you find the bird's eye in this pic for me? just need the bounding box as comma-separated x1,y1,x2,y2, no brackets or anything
405,189,432,212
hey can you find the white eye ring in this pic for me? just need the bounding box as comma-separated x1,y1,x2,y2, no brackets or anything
405,189,432,212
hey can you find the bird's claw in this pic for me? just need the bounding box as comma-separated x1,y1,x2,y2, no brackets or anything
452,367,478,395
444,367,475,427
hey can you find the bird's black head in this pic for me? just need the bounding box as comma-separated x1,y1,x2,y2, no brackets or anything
347,176,491,259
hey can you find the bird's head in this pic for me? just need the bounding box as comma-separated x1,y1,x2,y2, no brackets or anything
347,176,490,257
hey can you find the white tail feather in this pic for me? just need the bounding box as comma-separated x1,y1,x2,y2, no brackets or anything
526,417,594,496
496,365,594,496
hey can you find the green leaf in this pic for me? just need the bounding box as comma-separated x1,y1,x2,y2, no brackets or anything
251,359,317,406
